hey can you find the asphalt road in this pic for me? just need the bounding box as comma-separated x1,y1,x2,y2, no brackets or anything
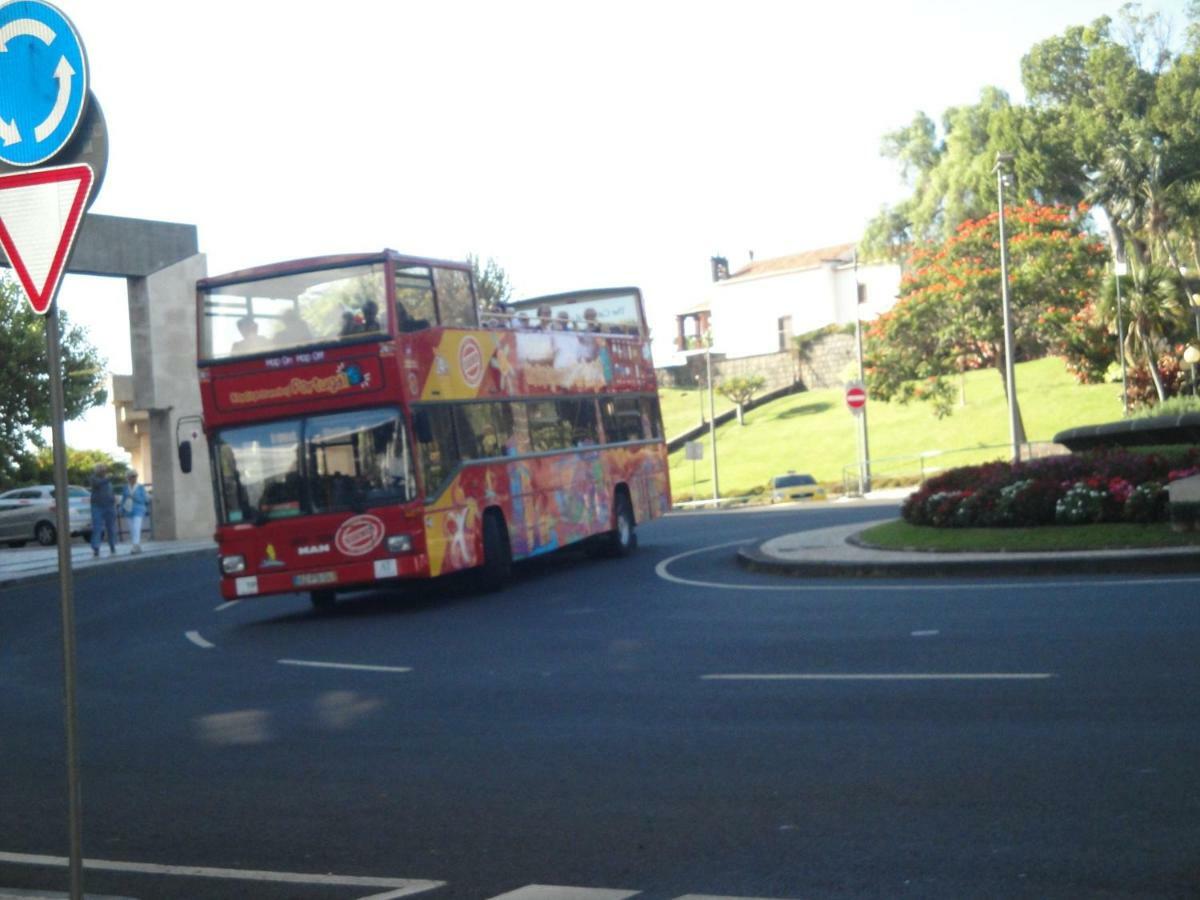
2,501,1200,900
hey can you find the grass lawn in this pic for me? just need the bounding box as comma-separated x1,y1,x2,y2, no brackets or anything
662,357,1128,502
858,518,1200,552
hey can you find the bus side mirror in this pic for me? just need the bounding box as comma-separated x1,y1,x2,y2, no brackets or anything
414,410,433,444
178,440,193,474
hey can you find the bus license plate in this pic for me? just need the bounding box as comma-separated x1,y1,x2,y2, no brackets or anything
293,571,336,587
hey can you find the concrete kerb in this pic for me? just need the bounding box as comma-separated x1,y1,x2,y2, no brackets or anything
736,520,1200,578
0,539,217,590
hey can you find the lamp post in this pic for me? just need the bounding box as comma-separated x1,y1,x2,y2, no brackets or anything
706,342,719,500
995,151,1021,463
1114,258,1129,416
1186,343,1200,397
853,248,871,493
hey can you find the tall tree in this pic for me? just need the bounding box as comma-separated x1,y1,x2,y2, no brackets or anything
0,276,107,482
865,203,1108,420
467,254,513,313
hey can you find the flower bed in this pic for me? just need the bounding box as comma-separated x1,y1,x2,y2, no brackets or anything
902,449,1199,528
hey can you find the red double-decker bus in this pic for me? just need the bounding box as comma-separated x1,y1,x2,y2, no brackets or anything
183,251,670,608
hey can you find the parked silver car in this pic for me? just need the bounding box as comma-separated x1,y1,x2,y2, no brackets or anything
0,485,92,547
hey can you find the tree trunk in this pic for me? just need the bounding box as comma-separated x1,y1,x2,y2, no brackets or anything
1138,322,1167,402
736,403,745,425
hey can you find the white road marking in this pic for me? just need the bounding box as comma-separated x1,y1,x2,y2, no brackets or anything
911,629,940,637
486,887,640,900
214,601,237,612
656,541,1200,593
278,659,412,674
0,850,444,896
184,630,214,649
702,673,1055,681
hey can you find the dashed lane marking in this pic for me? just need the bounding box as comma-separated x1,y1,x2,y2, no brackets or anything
486,887,639,900
278,659,412,674
184,630,214,649
702,672,1056,681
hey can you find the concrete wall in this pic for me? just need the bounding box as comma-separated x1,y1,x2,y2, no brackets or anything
127,253,214,540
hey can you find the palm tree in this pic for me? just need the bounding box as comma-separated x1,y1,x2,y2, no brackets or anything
1098,264,1183,402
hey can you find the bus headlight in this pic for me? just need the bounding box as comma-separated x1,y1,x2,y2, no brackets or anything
387,534,412,553
220,554,246,575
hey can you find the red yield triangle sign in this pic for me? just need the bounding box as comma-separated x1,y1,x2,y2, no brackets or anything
0,164,94,315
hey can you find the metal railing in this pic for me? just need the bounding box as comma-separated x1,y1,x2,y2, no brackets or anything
840,441,1067,497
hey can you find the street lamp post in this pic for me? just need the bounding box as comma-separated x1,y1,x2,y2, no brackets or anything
1114,260,1129,415
853,248,871,493
706,343,719,500
995,152,1021,463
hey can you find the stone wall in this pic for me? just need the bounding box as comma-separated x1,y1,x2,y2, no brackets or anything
799,332,857,389
656,331,857,392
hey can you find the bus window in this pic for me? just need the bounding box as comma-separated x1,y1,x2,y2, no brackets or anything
214,422,304,523
201,263,388,360
557,398,600,446
433,267,477,328
455,402,516,459
416,405,462,496
640,395,663,439
306,409,415,511
600,397,646,443
395,266,436,331
527,401,571,452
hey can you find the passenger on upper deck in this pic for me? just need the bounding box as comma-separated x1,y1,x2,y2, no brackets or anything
396,303,429,333
275,308,312,345
231,316,271,355
536,304,553,330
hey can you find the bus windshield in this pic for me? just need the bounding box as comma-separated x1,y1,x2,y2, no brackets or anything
201,262,389,360
214,408,415,524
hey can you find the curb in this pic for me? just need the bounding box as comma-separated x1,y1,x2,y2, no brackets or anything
0,545,216,591
735,543,1200,579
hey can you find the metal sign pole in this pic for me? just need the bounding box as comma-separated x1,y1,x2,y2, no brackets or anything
46,302,84,900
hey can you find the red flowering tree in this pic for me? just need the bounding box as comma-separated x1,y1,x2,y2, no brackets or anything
865,202,1110,422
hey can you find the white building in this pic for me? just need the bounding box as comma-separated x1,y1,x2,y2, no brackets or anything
675,243,900,360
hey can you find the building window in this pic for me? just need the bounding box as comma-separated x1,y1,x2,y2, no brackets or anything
777,315,793,352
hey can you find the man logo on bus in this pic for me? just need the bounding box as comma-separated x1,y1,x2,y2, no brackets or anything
459,337,485,389
335,514,385,556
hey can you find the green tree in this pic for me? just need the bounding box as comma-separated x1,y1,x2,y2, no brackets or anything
0,276,107,482
1096,264,1183,403
717,375,766,425
467,254,513,315
5,446,129,490
865,203,1108,424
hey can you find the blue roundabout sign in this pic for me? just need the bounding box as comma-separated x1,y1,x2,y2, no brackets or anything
0,0,88,167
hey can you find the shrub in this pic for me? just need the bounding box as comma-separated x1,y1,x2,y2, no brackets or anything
1124,481,1166,524
902,447,1199,528
1056,482,1107,524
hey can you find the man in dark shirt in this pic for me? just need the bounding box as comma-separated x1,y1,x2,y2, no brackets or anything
89,464,118,557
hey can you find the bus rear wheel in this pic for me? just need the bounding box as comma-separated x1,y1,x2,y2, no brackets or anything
478,511,511,592
604,491,637,557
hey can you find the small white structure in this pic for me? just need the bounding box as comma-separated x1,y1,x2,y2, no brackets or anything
696,244,900,360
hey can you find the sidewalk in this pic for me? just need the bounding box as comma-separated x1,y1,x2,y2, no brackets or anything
737,520,1200,578
0,538,216,589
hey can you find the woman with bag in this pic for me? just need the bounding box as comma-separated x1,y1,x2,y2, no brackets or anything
121,470,149,554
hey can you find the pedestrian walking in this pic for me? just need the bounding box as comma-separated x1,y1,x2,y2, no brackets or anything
89,463,118,557
121,470,149,554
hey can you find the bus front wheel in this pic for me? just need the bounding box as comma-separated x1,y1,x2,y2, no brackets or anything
478,512,512,592
310,589,337,611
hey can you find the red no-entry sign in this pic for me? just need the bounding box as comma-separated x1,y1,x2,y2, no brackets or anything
846,382,867,413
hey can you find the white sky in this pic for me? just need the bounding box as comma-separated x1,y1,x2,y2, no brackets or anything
45,0,1185,454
